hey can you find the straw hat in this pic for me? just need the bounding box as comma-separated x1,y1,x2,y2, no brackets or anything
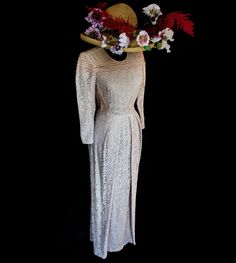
80,3,146,52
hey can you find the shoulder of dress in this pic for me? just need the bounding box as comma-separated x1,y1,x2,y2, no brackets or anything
80,47,100,56
79,47,105,66
129,52,146,63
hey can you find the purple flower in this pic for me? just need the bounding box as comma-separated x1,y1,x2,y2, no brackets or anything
110,45,124,55
85,9,107,28
84,25,102,40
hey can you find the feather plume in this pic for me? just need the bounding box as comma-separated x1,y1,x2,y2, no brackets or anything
146,12,194,37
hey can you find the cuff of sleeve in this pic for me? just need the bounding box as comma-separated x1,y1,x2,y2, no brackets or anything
141,121,145,129
82,139,94,144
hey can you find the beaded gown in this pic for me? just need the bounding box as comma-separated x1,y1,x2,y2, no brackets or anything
76,47,146,259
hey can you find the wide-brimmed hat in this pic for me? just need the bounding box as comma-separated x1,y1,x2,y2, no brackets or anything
80,3,145,52
80,2,194,54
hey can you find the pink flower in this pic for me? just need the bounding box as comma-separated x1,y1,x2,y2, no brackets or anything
136,30,150,47
155,28,174,53
157,28,174,42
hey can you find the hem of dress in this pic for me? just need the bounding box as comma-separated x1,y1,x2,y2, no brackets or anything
108,239,135,253
90,239,136,259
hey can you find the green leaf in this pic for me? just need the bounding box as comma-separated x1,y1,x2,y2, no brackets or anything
144,46,152,51
157,42,162,49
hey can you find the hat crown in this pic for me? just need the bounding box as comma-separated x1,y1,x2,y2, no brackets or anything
106,3,137,28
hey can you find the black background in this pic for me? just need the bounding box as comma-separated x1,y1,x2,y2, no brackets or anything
21,0,212,261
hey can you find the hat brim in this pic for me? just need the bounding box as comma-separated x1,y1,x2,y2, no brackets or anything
80,33,145,52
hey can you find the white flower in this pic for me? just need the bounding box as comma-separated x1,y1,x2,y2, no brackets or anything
156,28,174,53
160,28,174,42
158,41,172,53
143,4,162,25
136,30,150,47
119,33,130,48
110,45,124,55
101,35,107,48
143,4,161,18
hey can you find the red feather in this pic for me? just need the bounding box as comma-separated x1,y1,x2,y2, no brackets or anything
103,17,136,37
145,12,194,38
158,12,194,37
97,2,108,10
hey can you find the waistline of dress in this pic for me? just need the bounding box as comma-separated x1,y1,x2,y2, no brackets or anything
96,108,137,116
96,108,142,132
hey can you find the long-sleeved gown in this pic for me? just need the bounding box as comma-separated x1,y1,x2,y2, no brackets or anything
76,47,146,259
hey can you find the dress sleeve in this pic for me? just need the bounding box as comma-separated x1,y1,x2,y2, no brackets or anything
136,62,146,129
75,52,96,144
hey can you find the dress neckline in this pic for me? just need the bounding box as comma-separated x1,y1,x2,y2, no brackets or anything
102,48,130,63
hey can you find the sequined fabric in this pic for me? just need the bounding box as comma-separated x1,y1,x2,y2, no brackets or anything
76,47,146,259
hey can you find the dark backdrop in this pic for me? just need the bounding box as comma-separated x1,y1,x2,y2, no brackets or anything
33,0,209,261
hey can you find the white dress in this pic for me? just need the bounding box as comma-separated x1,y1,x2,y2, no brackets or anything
76,47,146,259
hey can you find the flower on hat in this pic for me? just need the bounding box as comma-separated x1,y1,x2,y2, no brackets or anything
110,45,124,55
136,31,150,47
108,32,130,55
85,25,102,40
85,6,108,28
101,35,108,48
152,28,174,53
82,2,194,55
119,33,130,48
142,4,162,25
